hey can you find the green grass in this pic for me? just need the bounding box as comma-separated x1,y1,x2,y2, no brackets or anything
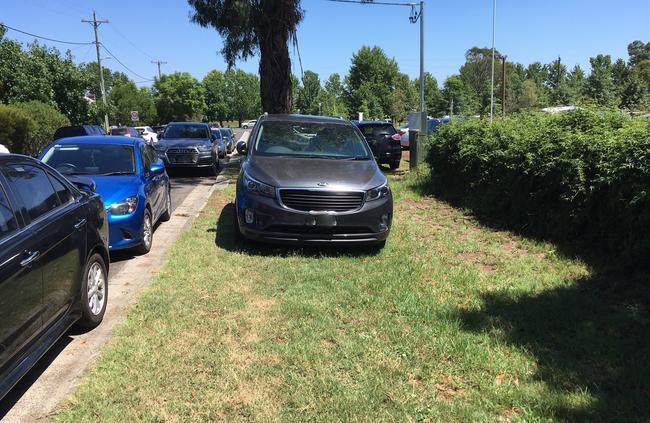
55,163,650,422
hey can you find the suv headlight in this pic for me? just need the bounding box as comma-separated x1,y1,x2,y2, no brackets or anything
109,196,138,215
243,172,275,198
197,144,212,152
366,182,390,201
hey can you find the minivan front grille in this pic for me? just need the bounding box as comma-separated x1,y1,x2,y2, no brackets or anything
279,189,365,212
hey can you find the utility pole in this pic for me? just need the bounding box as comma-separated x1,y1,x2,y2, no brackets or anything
419,0,425,124
151,60,167,79
502,55,507,116
82,11,109,132
490,0,496,121
450,98,454,117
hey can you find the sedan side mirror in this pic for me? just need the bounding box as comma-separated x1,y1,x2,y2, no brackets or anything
149,161,165,175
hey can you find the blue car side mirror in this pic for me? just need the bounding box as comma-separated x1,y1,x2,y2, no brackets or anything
149,161,165,175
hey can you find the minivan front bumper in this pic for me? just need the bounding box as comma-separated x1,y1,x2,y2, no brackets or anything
235,190,392,246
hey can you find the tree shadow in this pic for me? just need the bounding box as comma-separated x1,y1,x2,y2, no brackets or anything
457,273,650,421
213,202,382,258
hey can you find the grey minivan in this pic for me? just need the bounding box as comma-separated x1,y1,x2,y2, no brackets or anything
234,114,392,247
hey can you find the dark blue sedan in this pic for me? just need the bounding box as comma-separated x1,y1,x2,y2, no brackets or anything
40,136,171,254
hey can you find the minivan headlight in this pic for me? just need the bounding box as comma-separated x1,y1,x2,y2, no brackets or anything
243,173,275,198
366,182,390,201
109,196,138,215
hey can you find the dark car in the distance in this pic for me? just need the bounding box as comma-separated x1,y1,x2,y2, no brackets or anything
234,114,392,247
0,154,109,400
156,122,220,175
353,121,402,170
53,125,105,141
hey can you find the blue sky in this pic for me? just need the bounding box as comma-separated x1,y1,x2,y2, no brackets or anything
2,0,649,86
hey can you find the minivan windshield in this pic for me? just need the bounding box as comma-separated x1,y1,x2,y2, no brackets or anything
164,124,209,139
42,144,136,176
253,121,371,159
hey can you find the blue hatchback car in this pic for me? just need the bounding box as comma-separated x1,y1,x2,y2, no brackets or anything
40,136,171,254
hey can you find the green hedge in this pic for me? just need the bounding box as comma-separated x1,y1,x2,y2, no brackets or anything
0,101,69,156
426,109,650,264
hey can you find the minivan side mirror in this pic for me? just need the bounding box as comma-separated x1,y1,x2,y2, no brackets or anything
236,141,248,155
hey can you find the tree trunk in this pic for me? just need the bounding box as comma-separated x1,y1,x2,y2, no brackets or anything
257,3,294,114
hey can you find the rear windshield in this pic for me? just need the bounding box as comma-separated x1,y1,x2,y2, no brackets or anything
358,124,397,137
253,121,371,159
42,144,136,176
53,126,86,140
164,125,209,139
110,127,128,135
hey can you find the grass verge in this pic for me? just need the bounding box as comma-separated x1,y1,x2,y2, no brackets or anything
55,162,649,422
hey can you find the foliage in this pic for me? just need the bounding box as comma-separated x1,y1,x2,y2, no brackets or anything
295,70,321,115
202,70,228,124
0,104,32,153
223,69,261,125
109,80,156,125
187,0,303,113
427,109,650,264
16,101,70,155
153,72,206,122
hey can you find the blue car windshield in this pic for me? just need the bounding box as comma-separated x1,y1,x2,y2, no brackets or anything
253,121,372,159
42,144,136,176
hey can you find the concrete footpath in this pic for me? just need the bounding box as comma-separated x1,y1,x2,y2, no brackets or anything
1,174,229,422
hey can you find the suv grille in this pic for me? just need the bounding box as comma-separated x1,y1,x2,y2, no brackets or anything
167,148,198,164
280,189,364,212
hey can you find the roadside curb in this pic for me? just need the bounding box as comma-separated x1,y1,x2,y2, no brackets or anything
1,175,227,422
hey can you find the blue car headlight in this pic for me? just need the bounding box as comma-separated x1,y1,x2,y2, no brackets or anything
243,172,275,198
109,196,138,215
366,182,390,201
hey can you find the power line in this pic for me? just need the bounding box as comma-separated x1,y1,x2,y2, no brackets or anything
324,0,416,6
1,23,93,45
100,43,152,81
106,22,157,61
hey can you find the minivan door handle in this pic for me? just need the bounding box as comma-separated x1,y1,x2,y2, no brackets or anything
74,218,87,230
20,251,40,267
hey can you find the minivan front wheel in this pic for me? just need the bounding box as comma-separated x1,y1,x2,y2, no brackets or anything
76,253,108,329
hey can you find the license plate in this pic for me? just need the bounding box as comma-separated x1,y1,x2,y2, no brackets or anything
316,214,337,227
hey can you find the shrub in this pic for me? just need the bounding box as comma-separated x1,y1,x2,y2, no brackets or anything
16,101,69,155
0,103,32,153
426,109,650,264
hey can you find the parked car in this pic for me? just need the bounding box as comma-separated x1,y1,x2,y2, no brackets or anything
40,136,171,254
398,127,409,149
109,126,141,138
234,114,392,247
135,126,159,145
218,128,234,154
152,125,167,138
0,144,9,154
0,154,109,400
353,121,402,170
53,125,105,140
242,120,257,129
156,122,220,175
211,128,227,159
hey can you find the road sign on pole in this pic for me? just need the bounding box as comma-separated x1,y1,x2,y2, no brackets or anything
130,111,139,122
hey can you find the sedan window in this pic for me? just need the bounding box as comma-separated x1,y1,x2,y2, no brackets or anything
0,183,18,239
4,165,60,222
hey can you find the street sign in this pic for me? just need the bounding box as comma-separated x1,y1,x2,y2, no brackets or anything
130,111,139,121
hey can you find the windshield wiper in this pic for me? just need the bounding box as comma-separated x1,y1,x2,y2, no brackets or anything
101,171,134,176
338,156,371,161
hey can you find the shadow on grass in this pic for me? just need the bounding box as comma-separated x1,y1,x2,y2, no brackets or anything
457,281,650,421
212,202,382,258
411,174,650,420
